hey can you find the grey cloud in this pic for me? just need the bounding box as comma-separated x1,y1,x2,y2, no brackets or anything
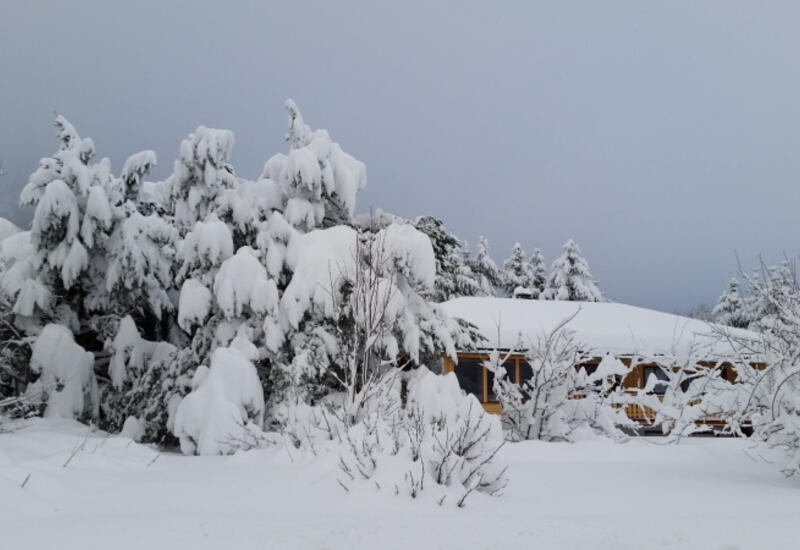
1,0,799,312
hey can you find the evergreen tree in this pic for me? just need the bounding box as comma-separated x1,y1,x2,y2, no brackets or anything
17,117,174,343
468,235,501,297
413,216,481,302
749,261,797,334
5,102,473,455
0,293,30,402
502,242,533,297
528,248,547,299
711,278,750,329
163,126,237,235
11,117,180,428
261,100,367,231
542,239,604,302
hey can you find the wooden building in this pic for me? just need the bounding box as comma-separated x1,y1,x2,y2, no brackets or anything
439,297,761,426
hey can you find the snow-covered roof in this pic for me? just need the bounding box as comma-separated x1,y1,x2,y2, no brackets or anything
441,297,761,360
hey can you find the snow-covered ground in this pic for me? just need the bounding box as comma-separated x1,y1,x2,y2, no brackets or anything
1,419,797,550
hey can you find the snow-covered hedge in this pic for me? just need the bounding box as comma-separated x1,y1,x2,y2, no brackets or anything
283,367,507,507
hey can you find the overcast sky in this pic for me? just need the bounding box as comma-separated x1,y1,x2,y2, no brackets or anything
2,1,799,313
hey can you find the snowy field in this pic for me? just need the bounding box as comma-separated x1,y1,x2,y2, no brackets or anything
1,419,797,550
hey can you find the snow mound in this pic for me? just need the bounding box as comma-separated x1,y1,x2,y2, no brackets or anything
173,343,265,455
213,246,278,319
408,369,503,441
281,225,358,330
177,213,233,277
178,279,213,331
379,223,436,290
29,324,97,419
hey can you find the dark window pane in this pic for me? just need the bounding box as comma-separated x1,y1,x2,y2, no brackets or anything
580,363,601,387
487,362,515,401
519,361,533,386
518,361,534,402
582,364,598,377
643,366,668,395
454,359,484,400
680,371,701,392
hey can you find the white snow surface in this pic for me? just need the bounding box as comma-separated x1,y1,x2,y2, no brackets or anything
281,224,358,329
172,344,265,455
380,222,436,290
1,418,797,549
177,213,234,274
0,231,43,314
178,278,213,331
213,246,276,319
441,297,761,359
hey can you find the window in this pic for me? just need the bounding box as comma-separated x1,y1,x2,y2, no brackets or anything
518,361,534,402
454,359,484,400
579,363,602,387
486,362,516,401
452,356,536,403
581,364,598,377
519,361,533,386
680,371,698,393
642,366,669,395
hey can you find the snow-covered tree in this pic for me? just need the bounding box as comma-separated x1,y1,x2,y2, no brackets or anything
7,103,496,473
339,366,507,506
100,315,182,440
487,317,632,442
748,262,797,334
414,216,481,302
163,127,237,235
631,352,748,440
15,117,176,342
261,100,366,231
0,293,30,403
9,117,178,424
0,230,34,404
16,116,110,332
156,122,285,441
723,262,800,475
467,235,501,297
712,278,750,329
542,239,604,302
527,248,547,299
501,242,533,297
264,220,463,426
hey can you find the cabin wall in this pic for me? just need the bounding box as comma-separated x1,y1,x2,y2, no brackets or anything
444,352,749,428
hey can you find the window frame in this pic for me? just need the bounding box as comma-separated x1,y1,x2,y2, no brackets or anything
450,353,525,404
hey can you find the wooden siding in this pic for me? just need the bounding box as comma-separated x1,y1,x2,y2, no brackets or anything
443,352,751,428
